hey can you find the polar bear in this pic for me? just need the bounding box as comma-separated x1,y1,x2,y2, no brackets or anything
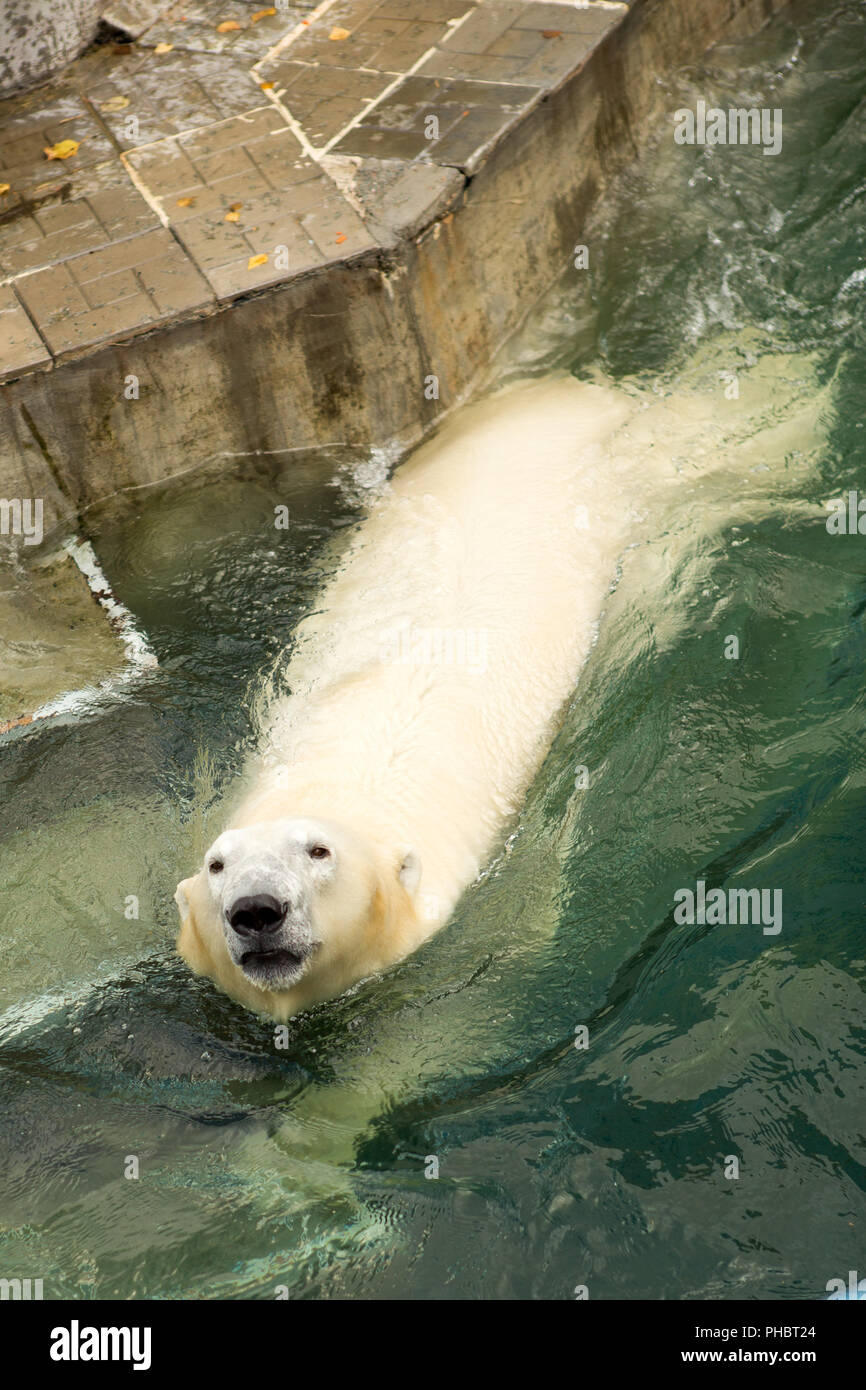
175,358,827,1020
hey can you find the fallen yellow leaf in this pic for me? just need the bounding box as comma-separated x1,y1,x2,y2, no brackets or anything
329,27,350,41
259,81,274,89
176,196,196,206
216,20,242,32
225,210,240,222
251,7,276,20
100,95,130,112
44,139,80,161
153,42,173,53
0,183,10,195
248,253,268,269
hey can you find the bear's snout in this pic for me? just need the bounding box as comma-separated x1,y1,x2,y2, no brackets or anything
227,894,287,938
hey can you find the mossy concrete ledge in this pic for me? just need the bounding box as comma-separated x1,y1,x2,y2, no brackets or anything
0,0,792,539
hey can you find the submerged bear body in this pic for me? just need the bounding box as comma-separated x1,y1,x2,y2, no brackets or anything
176,376,636,1016
175,359,822,1018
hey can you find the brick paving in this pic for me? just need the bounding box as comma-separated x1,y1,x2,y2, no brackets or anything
0,0,628,383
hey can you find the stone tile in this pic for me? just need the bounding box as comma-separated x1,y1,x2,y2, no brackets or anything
300,194,376,259
140,0,313,59
0,83,161,281
332,126,431,160
136,247,217,314
0,86,86,143
1,198,109,276
441,2,527,54
0,284,51,382
159,184,225,222
125,142,201,198
415,49,527,81
428,102,522,166
205,220,325,302
101,1,173,40
257,61,392,147
193,142,263,186
277,0,387,48
514,29,605,84
14,263,91,326
79,49,268,149
126,113,322,219
243,134,324,192
171,168,374,296
417,1,620,87
78,266,141,309
431,76,536,105
376,0,479,18
514,2,623,32
331,72,537,169
282,3,450,73
173,212,260,271
488,27,546,59
178,105,284,159
66,226,178,279
86,181,159,240
40,294,162,356
33,198,94,235
0,102,116,196
242,177,329,216
14,229,213,358
365,20,454,71
0,197,42,249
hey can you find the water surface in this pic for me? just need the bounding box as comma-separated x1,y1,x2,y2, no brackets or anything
0,0,864,1300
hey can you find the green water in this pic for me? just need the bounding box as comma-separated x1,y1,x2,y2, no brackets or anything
1,0,865,1300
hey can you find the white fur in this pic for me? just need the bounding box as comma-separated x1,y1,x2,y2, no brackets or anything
177,360,827,1017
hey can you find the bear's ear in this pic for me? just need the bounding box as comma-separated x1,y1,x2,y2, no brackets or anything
397,848,421,897
174,877,194,920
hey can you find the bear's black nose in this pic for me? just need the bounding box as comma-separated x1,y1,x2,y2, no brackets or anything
227,894,287,937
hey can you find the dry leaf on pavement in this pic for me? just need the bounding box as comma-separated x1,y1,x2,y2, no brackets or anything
44,140,80,160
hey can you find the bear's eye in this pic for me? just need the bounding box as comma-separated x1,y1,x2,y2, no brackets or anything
309,845,331,860
209,859,224,874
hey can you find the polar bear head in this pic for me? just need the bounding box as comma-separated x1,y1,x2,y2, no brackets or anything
174,816,421,1017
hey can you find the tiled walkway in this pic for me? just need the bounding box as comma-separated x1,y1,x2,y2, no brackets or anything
0,0,628,381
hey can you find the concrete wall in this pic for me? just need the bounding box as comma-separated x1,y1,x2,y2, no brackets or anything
0,0,793,543
0,0,104,98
